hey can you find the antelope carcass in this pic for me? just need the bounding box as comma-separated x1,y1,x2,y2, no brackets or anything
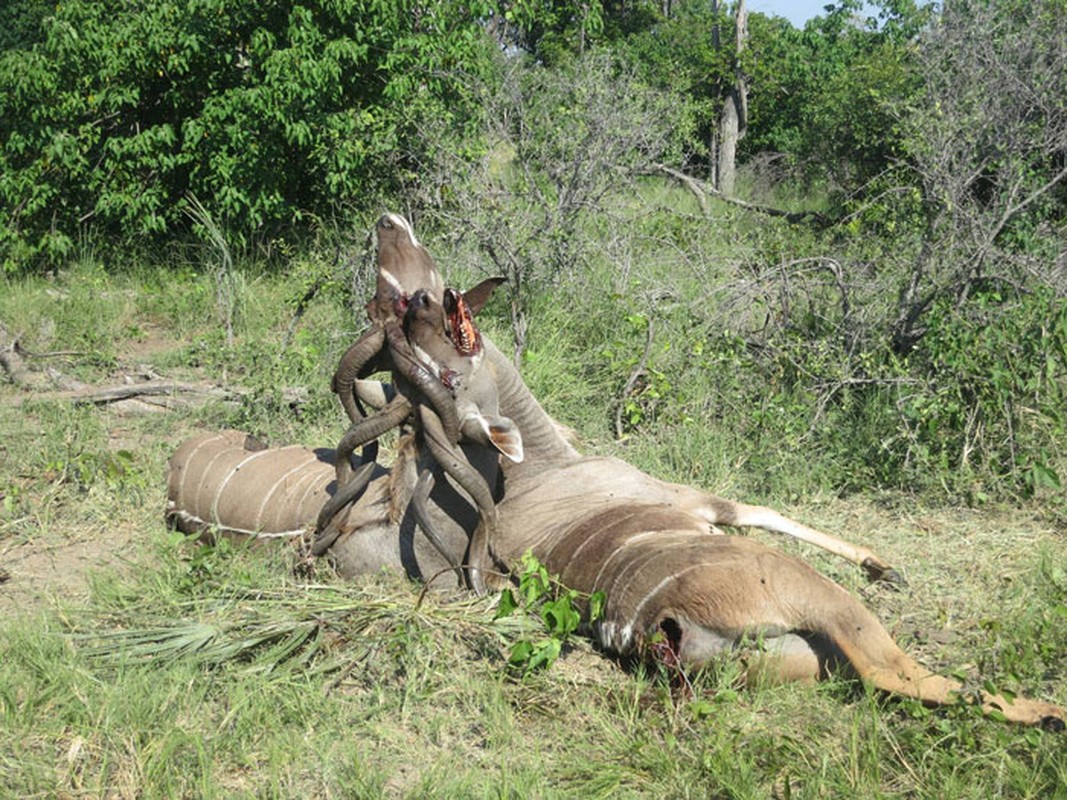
164,217,1064,729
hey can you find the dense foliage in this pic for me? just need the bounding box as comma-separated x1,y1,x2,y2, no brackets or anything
0,0,498,267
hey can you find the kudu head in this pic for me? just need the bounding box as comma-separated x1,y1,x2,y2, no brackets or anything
403,279,523,463
332,212,454,435
369,213,444,324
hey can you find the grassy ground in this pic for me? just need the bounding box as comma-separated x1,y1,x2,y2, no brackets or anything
1,258,1065,798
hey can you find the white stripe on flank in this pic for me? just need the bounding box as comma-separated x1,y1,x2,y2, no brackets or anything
294,458,332,517
196,447,233,514
177,433,227,509
255,446,321,529
514,523,570,558
597,621,616,645
211,449,268,525
543,504,634,566
593,621,634,652
591,530,663,589
626,561,715,635
600,546,667,613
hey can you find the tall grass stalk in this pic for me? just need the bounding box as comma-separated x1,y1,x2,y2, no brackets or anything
184,192,243,349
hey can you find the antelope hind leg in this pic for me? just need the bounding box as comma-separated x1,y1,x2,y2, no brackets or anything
736,632,844,687
655,539,1064,728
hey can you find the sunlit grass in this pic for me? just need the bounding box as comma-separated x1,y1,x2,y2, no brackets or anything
1,218,1065,797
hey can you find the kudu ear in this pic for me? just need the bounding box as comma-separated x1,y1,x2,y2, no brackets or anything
462,277,506,316
461,412,524,463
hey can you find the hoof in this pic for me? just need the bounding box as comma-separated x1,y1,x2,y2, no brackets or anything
1040,715,1065,733
862,559,907,589
878,568,907,588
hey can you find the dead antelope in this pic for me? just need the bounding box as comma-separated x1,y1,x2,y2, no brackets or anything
315,214,505,562
319,214,457,546
165,329,1066,727
406,307,1065,727
402,284,522,591
331,212,446,429
164,217,1064,729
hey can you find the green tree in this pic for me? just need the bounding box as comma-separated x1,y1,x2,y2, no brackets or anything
614,1,732,170
490,0,606,64
410,51,677,362
714,0,1067,499
742,1,928,192
0,0,50,51
0,0,498,272
890,0,1067,351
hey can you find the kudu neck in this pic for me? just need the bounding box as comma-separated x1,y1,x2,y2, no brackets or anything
483,338,579,465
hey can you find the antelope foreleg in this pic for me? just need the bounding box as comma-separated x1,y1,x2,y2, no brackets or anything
704,498,901,583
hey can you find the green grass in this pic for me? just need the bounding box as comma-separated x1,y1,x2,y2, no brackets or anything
2,244,1066,798
3,552,1065,798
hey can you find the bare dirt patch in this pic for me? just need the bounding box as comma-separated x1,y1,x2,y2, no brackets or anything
0,523,134,614
1,326,185,614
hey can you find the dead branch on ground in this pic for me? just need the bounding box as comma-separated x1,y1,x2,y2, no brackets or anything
652,164,828,225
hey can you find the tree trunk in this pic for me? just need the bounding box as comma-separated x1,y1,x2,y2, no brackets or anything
713,0,748,196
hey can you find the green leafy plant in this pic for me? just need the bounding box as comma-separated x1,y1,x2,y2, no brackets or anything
0,0,499,270
494,551,605,675
0,483,25,521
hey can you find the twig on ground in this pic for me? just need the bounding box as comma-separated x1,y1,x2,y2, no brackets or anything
652,164,828,225
61,380,235,405
14,343,87,359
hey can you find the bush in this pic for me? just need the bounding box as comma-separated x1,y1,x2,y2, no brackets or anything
0,0,498,272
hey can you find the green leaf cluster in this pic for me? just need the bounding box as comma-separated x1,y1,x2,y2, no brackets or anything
0,0,498,271
494,551,605,675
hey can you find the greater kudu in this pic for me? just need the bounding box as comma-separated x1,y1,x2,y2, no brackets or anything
165,217,1064,729
314,215,505,564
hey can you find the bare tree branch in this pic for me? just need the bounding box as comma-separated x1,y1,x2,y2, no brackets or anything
652,164,828,225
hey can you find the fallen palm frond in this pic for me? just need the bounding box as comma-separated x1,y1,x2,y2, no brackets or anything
69,579,547,681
